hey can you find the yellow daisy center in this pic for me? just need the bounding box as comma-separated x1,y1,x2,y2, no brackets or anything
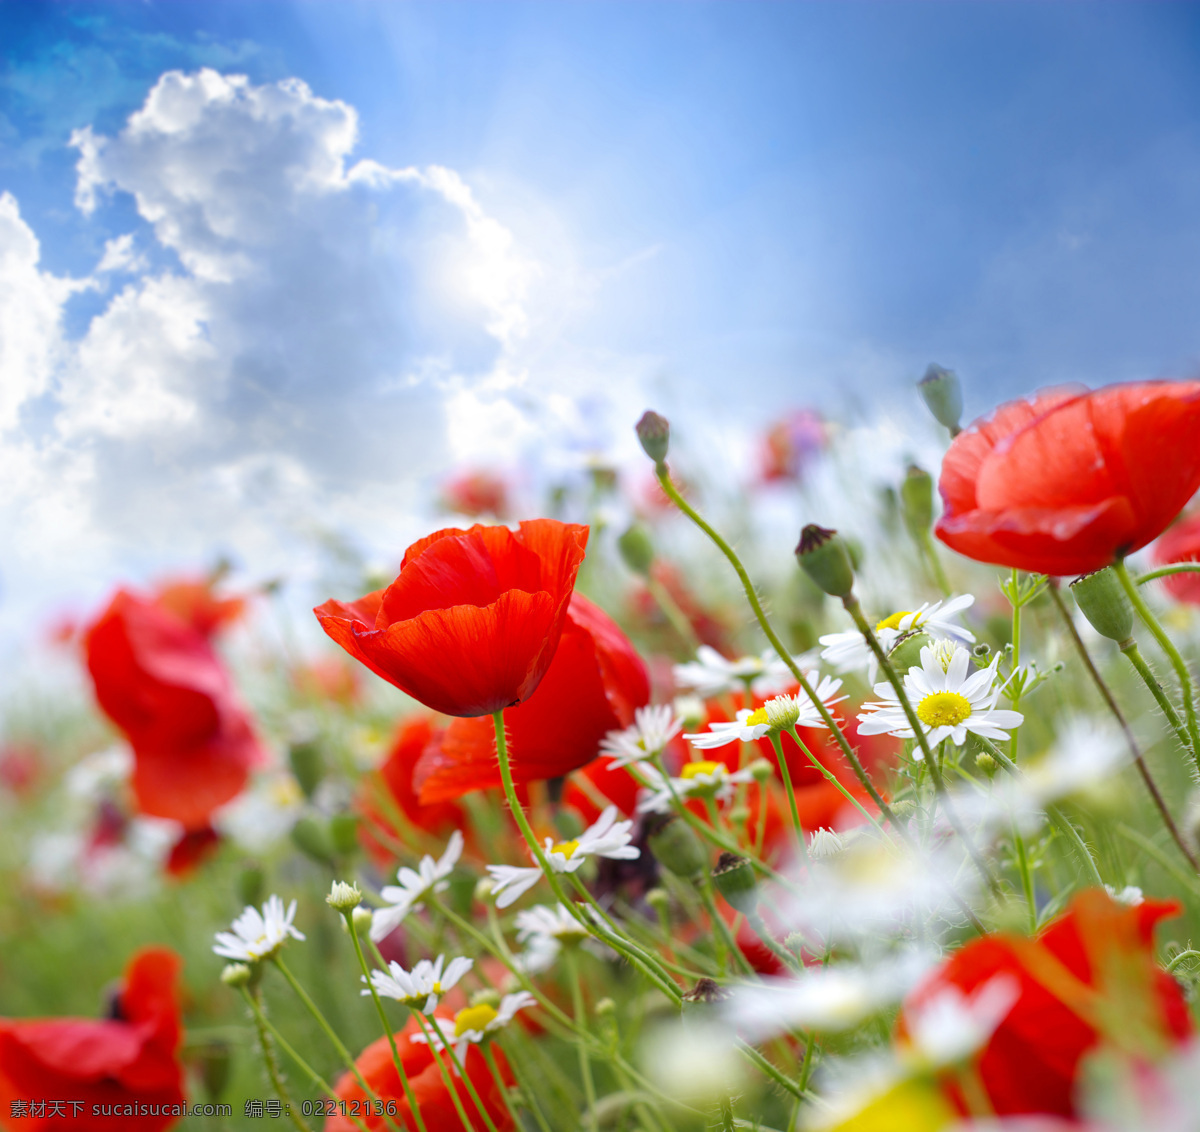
454,1003,498,1037
550,839,581,859
431,981,443,996
745,707,769,726
917,691,972,728
681,760,723,779
876,610,914,632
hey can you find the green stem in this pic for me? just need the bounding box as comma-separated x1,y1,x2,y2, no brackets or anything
1115,558,1200,759
769,731,809,861
1115,822,1200,903
411,1013,482,1132
243,987,312,1132
747,908,804,974
843,593,1001,897
735,1039,807,1101
1009,569,1024,763
1047,580,1199,872
784,725,887,836
567,949,599,1132
494,1038,556,1132
652,464,902,836
345,916,429,1132
919,528,952,597
1137,563,1200,584
272,957,404,1132
1120,640,1197,765
646,574,702,650
481,1042,531,1132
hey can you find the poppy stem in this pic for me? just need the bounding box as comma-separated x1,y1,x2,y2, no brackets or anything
1114,558,1200,760
483,1041,542,1132
1120,640,1197,764
768,730,809,862
651,464,906,841
566,949,600,1131
1046,580,1199,872
1136,563,1200,584
842,594,1003,900
343,912,430,1132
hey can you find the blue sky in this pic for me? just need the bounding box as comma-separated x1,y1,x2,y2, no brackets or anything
3,1,1200,654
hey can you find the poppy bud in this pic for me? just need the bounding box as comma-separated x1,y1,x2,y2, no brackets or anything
617,524,656,576
1070,569,1134,643
900,465,934,539
636,410,671,464
237,862,265,910
917,363,963,433
288,739,324,799
648,816,708,880
711,851,758,914
888,630,933,675
329,813,360,858
290,816,336,866
795,525,855,598
681,977,732,1022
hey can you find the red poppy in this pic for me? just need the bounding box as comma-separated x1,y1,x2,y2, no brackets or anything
294,656,362,706
152,576,246,640
440,469,511,520
898,889,1192,1118
315,520,589,718
937,382,1200,576
84,590,263,830
0,947,186,1131
1153,512,1200,604
413,593,650,802
357,717,467,867
757,408,827,484
325,1016,513,1132
164,825,221,878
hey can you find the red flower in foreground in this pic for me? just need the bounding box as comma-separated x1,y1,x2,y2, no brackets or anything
937,382,1200,576
85,590,263,830
1153,512,1200,605
326,1016,513,1132
0,947,185,1131
899,889,1192,1119
414,593,650,802
315,520,589,718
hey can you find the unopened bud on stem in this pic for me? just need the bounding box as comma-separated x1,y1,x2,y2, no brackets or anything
795,525,856,598
1070,569,1134,643
917,364,964,433
617,524,655,576
636,410,671,464
900,465,934,539
712,852,758,914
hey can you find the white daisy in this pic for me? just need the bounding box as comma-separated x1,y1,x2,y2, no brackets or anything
213,895,305,962
513,903,593,973
673,646,808,699
819,594,976,679
856,644,1023,752
636,759,757,815
366,953,473,1014
898,975,1019,1070
1105,885,1145,907
413,992,536,1063
600,704,683,769
370,831,464,942
486,807,639,909
807,828,847,859
683,679,845,750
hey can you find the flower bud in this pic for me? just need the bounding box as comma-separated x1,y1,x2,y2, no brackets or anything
290,816,335,866
329,814,360,858
221,963,253,989
900,465,934,539
747,757,774,782
795,525,855,598
975,752,998,777
237,862,265,911
470,987,502,1010
326,880,362,912
711,852,758,914
888,630,933,675
1070,569,1134,643
288,739,324,799
646,886,670,913
917,363,963,433
648,816,709,880
474,876,495,902
681,977,732,1021
352,906,374,934
617,524,656,576
636,410,671,464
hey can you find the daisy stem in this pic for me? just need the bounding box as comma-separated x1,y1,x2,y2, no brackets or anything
768,731,809,863
492,713,684,1002
747,907,805,975
1120,640,1196,764
735,1038,807,1101
271,956,403,1132
242,987,314,1132
1114,558,1200,760
411,1013,491,1132
343,913,430,1132
842,594,1002,898
652,463,902,836
1009,568,1024,762
567,949,600,1131
1047,580,1199,872
483,1041,541,1132
784,725,887,836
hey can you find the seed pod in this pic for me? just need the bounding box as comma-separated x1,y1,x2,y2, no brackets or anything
917,363,964,432
1070,569,1134,643
795,525,855,598
636,410,671,464
711,851,758,914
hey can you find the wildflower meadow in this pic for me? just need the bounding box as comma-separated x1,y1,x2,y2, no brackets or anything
4,370,1200,1132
